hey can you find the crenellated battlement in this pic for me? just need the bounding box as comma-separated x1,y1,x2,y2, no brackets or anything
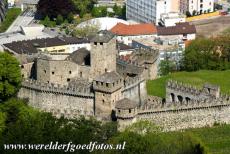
137,81,229,115
21,79,94,98
167,80,203,96
123,76,144,91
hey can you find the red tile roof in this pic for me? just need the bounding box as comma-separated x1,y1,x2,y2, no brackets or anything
110,23,157,36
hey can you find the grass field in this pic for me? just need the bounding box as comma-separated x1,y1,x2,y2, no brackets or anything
147,70,230,98
184,125,230,154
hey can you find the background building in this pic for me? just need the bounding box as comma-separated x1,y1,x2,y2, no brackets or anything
126,0,174,25
180,0,214,15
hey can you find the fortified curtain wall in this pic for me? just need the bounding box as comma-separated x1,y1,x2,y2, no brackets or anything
122,76,147,106
137,105,230,131
136,80,230,131
18,79,95,118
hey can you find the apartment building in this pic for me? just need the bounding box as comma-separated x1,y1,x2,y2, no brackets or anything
180,0,214,15
126,0,175,25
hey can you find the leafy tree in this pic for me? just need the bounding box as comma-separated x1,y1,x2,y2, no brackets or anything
113,4,123,17
193,10,197,16
186,11,192,17
56,14,64,25
92,6,107,17
121,5,126,19
72,24,99,37
67,12,74,23
37,0,75,19
0,52,21,101
73,0,97,17
159,60,176,76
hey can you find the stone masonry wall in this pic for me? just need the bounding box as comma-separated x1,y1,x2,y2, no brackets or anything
138,105,230,131
18,80,94,118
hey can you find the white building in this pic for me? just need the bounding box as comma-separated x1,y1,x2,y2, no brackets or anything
180,0,214,15
126,0,173,25
160,12,186,27
110,23,157,45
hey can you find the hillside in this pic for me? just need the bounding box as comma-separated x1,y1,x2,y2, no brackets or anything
147,70,230,98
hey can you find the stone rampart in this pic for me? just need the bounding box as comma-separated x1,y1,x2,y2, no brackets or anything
18,79,95,118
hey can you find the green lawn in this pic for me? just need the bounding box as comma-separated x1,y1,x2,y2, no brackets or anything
185,125,230,154
147,70,230,98
0,8,21,33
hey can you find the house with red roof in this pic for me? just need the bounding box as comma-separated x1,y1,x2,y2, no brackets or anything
110,23,157,45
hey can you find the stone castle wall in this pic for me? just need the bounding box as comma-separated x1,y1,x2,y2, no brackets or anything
18,79,95,118
138,104,230,131
122,76,147,106
135,81,230,131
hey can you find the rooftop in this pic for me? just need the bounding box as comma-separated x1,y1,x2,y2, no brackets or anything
3,37,89,54
157,22,196,36
90,30,114,43
115,98,137,109
66,48,90,65
117,42,135,51
110,23,157,36
95,71,122,83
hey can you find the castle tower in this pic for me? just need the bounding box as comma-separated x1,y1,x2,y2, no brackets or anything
93,71,123,120
90,30,117,79
115,98,138,130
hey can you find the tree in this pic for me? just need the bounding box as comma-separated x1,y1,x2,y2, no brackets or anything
192,10,197,16
73,0,97,16
186,11,192,17
56,14,64,25
121,5,126,19
71,24,99,37
159,60,176,76
37,0,75,20
92,6,107,17
0,52,21,101
67,12,74,23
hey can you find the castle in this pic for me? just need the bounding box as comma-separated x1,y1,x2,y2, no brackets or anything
13,30,230,131
16,30,156,121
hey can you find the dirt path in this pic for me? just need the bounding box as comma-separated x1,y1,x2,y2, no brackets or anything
191,16,230,38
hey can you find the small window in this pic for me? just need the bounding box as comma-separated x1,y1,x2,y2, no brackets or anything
105,68,107,72
106,83,109,87
96,81,99,85
100,42,103,45
94,42,97,45
52,72,55,75
47,81,49,83
69,71,72,74
118,110,120,113
80,72,82,77
22,74,24,78
102,100,105,104
44,70,46,73
21,65,24,68
129,109,131,113
67,78,70,82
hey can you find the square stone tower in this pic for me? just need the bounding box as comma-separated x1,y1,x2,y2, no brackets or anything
90,30,117,79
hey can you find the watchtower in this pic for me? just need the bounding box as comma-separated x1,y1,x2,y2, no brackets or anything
115,98,138,130
93,71,123,120
90,30,117,79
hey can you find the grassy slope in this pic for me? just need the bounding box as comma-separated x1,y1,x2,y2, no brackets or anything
147,70,230,153
147,70,230,98
0,8,21,33
187,125,230,154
